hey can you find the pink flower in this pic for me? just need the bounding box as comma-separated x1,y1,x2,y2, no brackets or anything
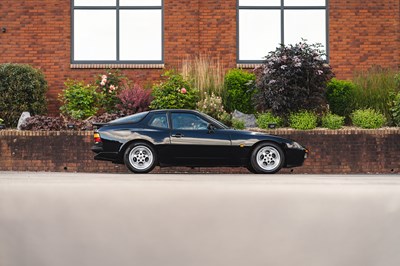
102,75,107,80
100,81,106,86
181,88,187,94
110,85,116,91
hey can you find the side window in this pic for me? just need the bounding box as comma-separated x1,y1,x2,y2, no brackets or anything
148,113,168,129
171,113,209,130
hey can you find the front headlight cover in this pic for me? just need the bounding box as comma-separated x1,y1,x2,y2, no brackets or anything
286,141,303,149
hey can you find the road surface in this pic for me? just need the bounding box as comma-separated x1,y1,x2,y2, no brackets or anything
1,172,400,266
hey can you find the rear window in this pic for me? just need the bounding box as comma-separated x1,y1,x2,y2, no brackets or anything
108,112,149,125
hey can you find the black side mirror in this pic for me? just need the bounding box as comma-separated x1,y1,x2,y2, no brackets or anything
207,123,216,133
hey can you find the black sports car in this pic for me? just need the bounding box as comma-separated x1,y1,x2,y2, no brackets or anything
91,109,308,174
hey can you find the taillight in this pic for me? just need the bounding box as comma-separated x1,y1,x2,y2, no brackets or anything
94,132,102,143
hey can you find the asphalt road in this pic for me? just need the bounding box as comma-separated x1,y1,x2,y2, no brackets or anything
1,172,400,266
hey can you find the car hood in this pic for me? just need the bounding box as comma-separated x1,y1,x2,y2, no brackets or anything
225,129,293,144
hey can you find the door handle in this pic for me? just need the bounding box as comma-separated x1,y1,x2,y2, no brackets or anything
171,133,184,138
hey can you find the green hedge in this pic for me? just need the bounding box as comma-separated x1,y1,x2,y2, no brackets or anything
224,69,256,114
351,109,386,129
0,64,48,127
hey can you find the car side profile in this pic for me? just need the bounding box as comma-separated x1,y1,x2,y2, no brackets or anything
91,109,308,174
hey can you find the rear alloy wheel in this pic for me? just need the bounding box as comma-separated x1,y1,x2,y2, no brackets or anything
250,143,285,174
124,142,157,173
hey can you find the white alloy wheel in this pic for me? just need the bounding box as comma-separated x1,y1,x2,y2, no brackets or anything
124,143,156,173
251,143,284,174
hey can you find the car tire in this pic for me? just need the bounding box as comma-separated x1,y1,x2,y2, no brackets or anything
246,164,258,174
250,142,285,174
124,142,157,174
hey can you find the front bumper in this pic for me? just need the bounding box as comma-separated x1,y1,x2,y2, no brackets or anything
284,147,308,168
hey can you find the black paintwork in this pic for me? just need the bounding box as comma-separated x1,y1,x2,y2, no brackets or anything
91,109,307,169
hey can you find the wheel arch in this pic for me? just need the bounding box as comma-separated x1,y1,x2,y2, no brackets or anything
117,139,157,163
250,140,288,166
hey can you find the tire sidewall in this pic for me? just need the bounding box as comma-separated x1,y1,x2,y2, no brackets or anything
124,142,157,173
250,142,285,174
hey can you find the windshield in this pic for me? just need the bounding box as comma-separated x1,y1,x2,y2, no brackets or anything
109,111,149,124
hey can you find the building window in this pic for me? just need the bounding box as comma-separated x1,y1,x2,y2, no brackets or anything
72,0,163,64
238,0,328,63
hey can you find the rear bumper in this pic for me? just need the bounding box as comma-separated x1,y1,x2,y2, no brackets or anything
91,144,119,162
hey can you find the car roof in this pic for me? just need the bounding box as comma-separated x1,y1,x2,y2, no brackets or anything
150,109,200,113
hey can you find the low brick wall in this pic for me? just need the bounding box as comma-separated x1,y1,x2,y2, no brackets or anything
0,129,399,174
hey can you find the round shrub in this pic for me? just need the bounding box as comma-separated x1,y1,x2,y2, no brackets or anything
321,113,345,129
116,84,153,116
150,71,199,110
351,109,386,129
326,78,356,117
0,63,48,127
289,111,318,130
59,80,100,120
256,112,283,129
224,68,256,114
256,41,334,118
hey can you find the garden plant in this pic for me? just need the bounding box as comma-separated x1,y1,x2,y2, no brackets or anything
0,63,47,127
256,40,334,119
150,71,199,110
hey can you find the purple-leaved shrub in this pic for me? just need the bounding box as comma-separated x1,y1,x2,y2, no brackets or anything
256,40,334,119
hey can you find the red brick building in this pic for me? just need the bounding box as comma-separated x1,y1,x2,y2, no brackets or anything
1,0,399,113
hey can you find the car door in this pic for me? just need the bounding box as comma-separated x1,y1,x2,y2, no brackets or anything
167,111,234,166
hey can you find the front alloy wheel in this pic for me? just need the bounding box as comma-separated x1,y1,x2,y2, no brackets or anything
124,142,157,173
250,143,285,174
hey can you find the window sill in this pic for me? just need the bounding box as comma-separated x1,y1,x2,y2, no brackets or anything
236,63,262,69
70,64,165,69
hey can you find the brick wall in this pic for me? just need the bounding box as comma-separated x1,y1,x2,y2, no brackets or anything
0,0,399,113
329,0,400,79
0,129,399,174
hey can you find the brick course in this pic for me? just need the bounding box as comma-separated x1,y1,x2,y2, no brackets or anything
0,129,398,174
0,0,399,113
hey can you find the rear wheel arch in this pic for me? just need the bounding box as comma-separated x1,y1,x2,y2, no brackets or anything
118,139,157,162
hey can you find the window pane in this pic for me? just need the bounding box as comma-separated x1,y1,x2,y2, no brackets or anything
239,10,281,61
74,0,116,6
172,113,208,130
284,0,326,6
239,0,280,6
149,113,168,128
284,10,326,51
120,10,162,61
120,0,162,6
74,10,116,61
